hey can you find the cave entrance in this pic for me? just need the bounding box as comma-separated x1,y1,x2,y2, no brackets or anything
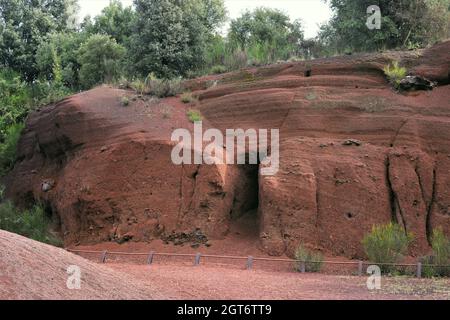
42,201,62,234
230,162,260,238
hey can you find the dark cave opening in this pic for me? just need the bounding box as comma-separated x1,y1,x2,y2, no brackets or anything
229,161,260,237
42,201,61,233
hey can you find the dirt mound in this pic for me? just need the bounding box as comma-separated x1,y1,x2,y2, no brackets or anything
4,41,450,259
0,230,163,299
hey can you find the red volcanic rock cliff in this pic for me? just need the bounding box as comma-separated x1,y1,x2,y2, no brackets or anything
4,41,450,258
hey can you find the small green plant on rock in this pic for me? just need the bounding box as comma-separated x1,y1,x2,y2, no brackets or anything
187,109,202,123
121,96,130,106
294,244,323,272
384,61,407,89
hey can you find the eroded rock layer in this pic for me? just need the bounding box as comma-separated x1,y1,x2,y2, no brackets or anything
4,41,450,258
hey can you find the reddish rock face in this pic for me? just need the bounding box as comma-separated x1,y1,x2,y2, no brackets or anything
4,41,450,258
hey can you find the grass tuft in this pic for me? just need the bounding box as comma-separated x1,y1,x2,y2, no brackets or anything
187,109,202,123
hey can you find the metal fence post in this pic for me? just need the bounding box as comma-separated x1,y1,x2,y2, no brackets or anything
417,262,422,278
147,251,155,265
300,261,306,273
101,250,108,263
195,253,201,266
247,256,254,270
358,261,363,276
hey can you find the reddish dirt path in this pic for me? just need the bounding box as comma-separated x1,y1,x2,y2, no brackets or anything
107,263,449,300
69,217,450,300
71,217,449,300
1,230,448,300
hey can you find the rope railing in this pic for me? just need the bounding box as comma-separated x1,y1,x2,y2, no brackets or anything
66,248,450,278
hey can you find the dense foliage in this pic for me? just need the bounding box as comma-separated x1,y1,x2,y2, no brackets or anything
319,0,450,54
228,8,304,63
0,200,62,246
82,0,135,45
129,0,226,78
78,34,126,88
0,0,78,81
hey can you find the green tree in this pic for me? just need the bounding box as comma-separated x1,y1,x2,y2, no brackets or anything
228,8,304,61
0,69,30,139
36,32,87,87
77,34,126,89
0,0,79,81
321,0,450,53
129,0,226,78
88,0,136,45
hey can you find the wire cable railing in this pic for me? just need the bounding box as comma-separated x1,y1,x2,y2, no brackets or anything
66,248,450,278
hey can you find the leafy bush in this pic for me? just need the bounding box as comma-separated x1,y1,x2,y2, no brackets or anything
224,50,248,71
36,32,86,88
0,123,24,176
384,61,407,89
181,92,195,104
210,65,228,74
294,244,323,272
147,77,182,98
187,109,202,123
0,69,72,178
121,96,130,107
129,0,226,79
78,34,126,89
228,8,303,65
422,228,450,277
130,79,147,95
0,201,62,246
362,222,414,272
0,69,33,132
318,0,449,54
28,80,72,107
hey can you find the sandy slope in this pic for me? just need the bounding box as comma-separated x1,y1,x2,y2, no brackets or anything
0,230,163,300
